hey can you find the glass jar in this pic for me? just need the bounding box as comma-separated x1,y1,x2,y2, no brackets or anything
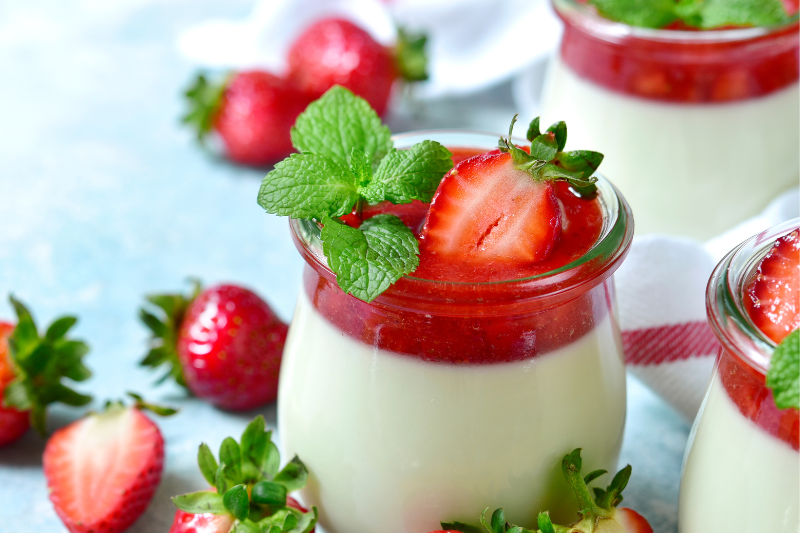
277,131,634,533
540,0,799,240
679,219,800,532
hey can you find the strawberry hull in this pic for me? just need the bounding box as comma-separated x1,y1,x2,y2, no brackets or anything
278,131,634,533
679,220,800,533
540,0,799,239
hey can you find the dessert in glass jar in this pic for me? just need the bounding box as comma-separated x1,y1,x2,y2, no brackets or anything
540,0,799,239
258,88,633,533
679,220,799,532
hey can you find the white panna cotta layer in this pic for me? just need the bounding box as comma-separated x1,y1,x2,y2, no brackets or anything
679,373,800,532
541,57,800,240
278,289,627,533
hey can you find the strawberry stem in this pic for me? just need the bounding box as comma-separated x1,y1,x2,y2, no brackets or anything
562,449,613,521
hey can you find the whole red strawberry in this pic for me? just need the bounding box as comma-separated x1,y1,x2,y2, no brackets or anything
140,282,288,410
183,71,312,166
43,395,175,533
0,296,92,447
287,19,428,117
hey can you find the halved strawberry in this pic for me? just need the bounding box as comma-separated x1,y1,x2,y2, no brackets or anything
746,228,800,343
417,151,561,281
43,401,167,533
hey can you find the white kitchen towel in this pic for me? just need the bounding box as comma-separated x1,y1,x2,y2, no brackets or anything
616,188,800,421
176,0,560,99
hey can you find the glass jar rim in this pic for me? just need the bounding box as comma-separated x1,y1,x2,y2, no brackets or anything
289,129,634,312
706,218,800,376
552,0,800,44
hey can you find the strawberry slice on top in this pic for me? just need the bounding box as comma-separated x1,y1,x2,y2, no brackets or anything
746,228,800,344
417,116,603,282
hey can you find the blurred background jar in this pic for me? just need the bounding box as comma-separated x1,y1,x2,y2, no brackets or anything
538,0,799,240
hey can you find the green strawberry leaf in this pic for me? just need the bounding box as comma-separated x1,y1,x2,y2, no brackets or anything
258,153,359,219
546,121,567,152
292,506,319,533
224,485,251,521
529,134,559,162
234,521,261,533
182,72,227,142
526,117,541,142
172,490,227,515
537,512,556,533
583,468,608,485
321,215,420,303
198,443,219,486
241,415,271,483
215,462,230,494
251,481,287,506
290,86,392,168
4,295,93,435
360,141,454,205
440,521,483,533
273,456,308,492
258,509,298,531
220,437,243,485
767,329,799,410
395,27,429,82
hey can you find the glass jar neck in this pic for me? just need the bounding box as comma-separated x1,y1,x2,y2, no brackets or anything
706,219,800,376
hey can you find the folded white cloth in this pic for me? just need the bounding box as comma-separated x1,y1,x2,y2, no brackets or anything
176,0,559,98
616,188,800,421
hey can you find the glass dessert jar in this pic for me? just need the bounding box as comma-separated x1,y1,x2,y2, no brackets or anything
540,0,799,240
277,131,634,533
679,219,800,532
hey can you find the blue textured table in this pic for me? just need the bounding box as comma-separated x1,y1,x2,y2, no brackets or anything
0,2,689,531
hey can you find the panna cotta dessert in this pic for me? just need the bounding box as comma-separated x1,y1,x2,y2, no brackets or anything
540,0,799,240
679,220,800,532
258,88,633,533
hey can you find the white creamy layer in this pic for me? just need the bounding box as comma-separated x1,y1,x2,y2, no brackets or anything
679,373,799,532
278,289,627,533
540,58,800,240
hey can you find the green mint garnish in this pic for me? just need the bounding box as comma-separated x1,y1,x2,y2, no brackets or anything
590,0,791,29
258,86,453,303
498,115,603,198
767,329,799,410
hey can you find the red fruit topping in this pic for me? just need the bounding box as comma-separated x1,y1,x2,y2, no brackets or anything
43,405,164,533
559,11,798,102
214,71,312,166
417,151,562,282
288,19,397,116
612,508,655,533
745,229,800,344
177,285,289,410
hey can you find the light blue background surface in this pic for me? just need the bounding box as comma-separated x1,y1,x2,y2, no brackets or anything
0,2,689,531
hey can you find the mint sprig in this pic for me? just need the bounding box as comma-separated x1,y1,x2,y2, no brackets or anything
258,86,453,302
767,329,799,410
590,0,791,29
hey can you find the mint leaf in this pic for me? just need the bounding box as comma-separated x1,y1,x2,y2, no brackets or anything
349,148,373,187
172,490,227,515
291,86,392,168
676,0,789,28
360,140,453,205
590,0,679,28
258,153,359,219
321,215,419,302
767,329,799,410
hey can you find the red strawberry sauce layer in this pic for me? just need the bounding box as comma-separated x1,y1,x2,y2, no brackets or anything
718,348,799,450
294,148,623,365
555,0,799,103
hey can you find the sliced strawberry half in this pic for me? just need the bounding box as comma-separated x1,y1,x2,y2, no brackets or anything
417,151,561,281
43,403,165,533
746,228,800,344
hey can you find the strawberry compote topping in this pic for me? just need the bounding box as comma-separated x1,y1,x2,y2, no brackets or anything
298,147,619,365
716,228,799,449
556,0,799,102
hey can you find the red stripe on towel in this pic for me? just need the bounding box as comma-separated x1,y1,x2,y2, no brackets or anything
623,321,720,366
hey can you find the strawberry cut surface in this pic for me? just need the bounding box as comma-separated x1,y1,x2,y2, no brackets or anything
417,151,562,282
0,321,29,446
43,405,164,533
745,228,800,344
